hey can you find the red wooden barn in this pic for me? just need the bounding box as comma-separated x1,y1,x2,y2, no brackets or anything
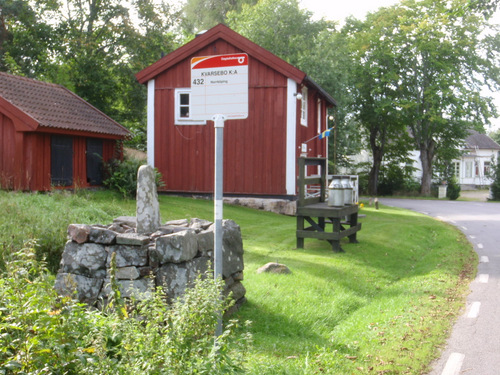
0,72,130,191
136,24,336,198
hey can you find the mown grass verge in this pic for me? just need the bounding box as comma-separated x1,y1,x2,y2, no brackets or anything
0,190,476,374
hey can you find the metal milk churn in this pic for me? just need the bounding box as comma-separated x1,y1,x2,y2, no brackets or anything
328,177,344,207
341,177,353,205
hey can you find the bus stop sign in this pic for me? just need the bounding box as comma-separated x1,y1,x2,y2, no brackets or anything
190,53,249,120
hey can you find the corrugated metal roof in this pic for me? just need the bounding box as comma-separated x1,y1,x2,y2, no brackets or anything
0,72,129,137
465,129,500,150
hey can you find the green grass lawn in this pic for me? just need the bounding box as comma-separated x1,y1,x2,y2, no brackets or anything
0,190,476,374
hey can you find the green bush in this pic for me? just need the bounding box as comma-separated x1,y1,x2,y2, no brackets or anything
103,158,164,198
446,177,461,200
489,159,500,201
0,242,251,374
103,158,144,198
0,242,93,374
378,163,420,196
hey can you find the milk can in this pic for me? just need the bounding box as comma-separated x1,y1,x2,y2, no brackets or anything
328,178,344,207
341,177,353,205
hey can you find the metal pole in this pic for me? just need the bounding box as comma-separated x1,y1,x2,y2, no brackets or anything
212,114,225,338
334,111,337,175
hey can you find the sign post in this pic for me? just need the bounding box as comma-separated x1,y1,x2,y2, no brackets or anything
212,113,225,320
191,53,248,337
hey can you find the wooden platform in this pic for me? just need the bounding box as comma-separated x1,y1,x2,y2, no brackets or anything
296,157,361,252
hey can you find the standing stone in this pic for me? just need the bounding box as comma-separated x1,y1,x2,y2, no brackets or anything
136,165,161,234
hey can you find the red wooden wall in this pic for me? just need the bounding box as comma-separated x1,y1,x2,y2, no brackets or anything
153,39,328,196
0,114,16,189
0,110,121,191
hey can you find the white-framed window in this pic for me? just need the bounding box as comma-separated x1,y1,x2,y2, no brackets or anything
174,88,206,125
465,161,473,178
484,161,491,176
300,87,308,126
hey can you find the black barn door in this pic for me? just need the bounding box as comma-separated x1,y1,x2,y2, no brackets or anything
86,138,103,185
51,135,73,186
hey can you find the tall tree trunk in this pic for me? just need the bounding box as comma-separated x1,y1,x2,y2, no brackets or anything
368,126,386,196
368,148,383,196
419,142,435,196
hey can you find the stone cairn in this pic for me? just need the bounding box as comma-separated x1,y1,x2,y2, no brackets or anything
54,165,246,311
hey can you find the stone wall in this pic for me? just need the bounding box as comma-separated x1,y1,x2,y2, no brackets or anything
55,217,246,311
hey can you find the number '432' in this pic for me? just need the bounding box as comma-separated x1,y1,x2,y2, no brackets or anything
193,78,204,85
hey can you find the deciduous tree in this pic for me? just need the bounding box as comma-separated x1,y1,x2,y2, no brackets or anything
0,0,59,78
397,0,499,195
344,0,500,195
182,0,257,34
343,9,411,196
226,0,330,68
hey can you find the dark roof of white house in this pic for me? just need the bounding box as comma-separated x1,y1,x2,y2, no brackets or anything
0,72,129,137
465,129,500,150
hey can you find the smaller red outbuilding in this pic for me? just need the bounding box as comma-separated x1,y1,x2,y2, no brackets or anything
136,24,337,198
0,72,130,191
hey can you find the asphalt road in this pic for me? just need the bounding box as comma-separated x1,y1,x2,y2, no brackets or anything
379,198,500,375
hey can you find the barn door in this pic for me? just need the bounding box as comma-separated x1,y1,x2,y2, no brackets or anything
86,138,103,185
51,135,73,186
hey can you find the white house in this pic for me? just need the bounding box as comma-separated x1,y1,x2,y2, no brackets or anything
453,130,500,187
342,130,500,188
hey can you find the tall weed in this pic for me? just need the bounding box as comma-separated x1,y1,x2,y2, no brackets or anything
0,243,251,374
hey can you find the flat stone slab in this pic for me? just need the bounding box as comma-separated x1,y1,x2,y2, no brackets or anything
90,227,117,245
116,233,150,246
165,219,189,227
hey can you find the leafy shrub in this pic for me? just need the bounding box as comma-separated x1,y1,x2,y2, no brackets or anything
446,176,461,200
378,163,420,196
0,242,94,374
0,242,251,374
103,158,164,198
489,159,500,201
103,157,144,198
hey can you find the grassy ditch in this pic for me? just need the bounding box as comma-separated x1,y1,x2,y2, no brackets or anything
232,203,475,374
0,190,476,374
